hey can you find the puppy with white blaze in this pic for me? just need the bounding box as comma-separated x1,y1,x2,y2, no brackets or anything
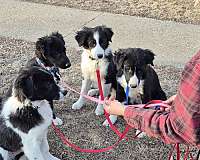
0,66,66,160
26,32,71,126
103,48,167,128
72,25,116,118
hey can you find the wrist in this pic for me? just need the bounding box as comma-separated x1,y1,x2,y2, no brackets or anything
121,106,125,116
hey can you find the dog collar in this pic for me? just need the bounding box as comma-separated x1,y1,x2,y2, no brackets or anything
36,58,61,84
89,56,96,61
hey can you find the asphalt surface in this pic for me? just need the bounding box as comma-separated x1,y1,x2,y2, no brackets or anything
0,0,200,67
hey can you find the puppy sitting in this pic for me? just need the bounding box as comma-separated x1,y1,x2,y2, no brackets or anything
72,25,116,116
103,48,167,127
26,32,71,125
0,66,66,160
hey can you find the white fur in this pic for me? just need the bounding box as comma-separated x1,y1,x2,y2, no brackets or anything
0,147,8,160
139,80,144,95
103,115,118,126
72,42,112,115
129,71,139,88
81,49,110,81
117,75,127,92
116,73,142,103
104,73,143,126
87,89,99,97
91,32,105,59
0,97,60,160
52,117,63,126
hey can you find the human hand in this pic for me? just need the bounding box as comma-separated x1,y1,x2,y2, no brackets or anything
104,97,125,116
163,94,176,105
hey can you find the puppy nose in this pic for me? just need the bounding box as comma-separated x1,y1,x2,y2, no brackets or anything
130,84,137,88
66,62,71,68
97,54,103,59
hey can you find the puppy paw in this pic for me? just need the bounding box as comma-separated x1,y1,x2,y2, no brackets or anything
103,115,117,126
53,117,63,126
136,130,146,138
95,104,104,115
72,100,83,110
87,89,99,97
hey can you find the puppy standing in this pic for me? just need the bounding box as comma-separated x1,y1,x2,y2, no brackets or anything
0,67,65,160
26,32,71,125
103,48,167,127
72,26,116,116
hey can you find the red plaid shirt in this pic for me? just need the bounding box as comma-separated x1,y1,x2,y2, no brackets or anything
124,50,200,147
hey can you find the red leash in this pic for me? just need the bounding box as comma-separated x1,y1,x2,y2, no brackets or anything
52,122,130,153
96,68,131,138
54,68,194,158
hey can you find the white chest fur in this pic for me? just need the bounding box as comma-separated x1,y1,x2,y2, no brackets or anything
81,50,109,81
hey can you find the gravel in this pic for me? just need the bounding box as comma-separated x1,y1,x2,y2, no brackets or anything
21,0,200,25
0,36,198,159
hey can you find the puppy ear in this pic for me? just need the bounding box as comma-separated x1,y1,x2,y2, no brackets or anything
144,49,155,66
103,26,114,42
75,27,90,48
35,37,46,59
52,32,65,44
113,49,126,70
14,73,34,102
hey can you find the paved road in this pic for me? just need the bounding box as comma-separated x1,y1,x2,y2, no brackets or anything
1,0,200,67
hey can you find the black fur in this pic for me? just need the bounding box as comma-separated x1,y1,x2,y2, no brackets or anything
32,32,71,69
0,117,22,152
113,48,166,104
9,105,43,133
75,25,113,50
25,32,71,120
14,152,24,160
0,97,2,111
0,66,63,153
0,154,3,160
14,67,60,102
142,66,167,103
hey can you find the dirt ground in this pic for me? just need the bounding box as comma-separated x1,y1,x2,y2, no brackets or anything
22,0,200,25
1,36,199,160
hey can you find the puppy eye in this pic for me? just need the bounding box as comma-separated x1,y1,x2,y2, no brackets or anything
89,40,96,48
100,39,107,45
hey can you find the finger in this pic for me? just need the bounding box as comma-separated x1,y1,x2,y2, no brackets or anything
109,96,115,101
104,98,111,106
163,99,172,104
104,105,110,113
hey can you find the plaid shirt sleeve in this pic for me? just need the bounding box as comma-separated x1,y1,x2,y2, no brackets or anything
124,50,200,146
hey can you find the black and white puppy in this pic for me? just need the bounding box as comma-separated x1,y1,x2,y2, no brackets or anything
103,48,167,126
72,26,116,116
26,32,71,125
0,66,66,160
